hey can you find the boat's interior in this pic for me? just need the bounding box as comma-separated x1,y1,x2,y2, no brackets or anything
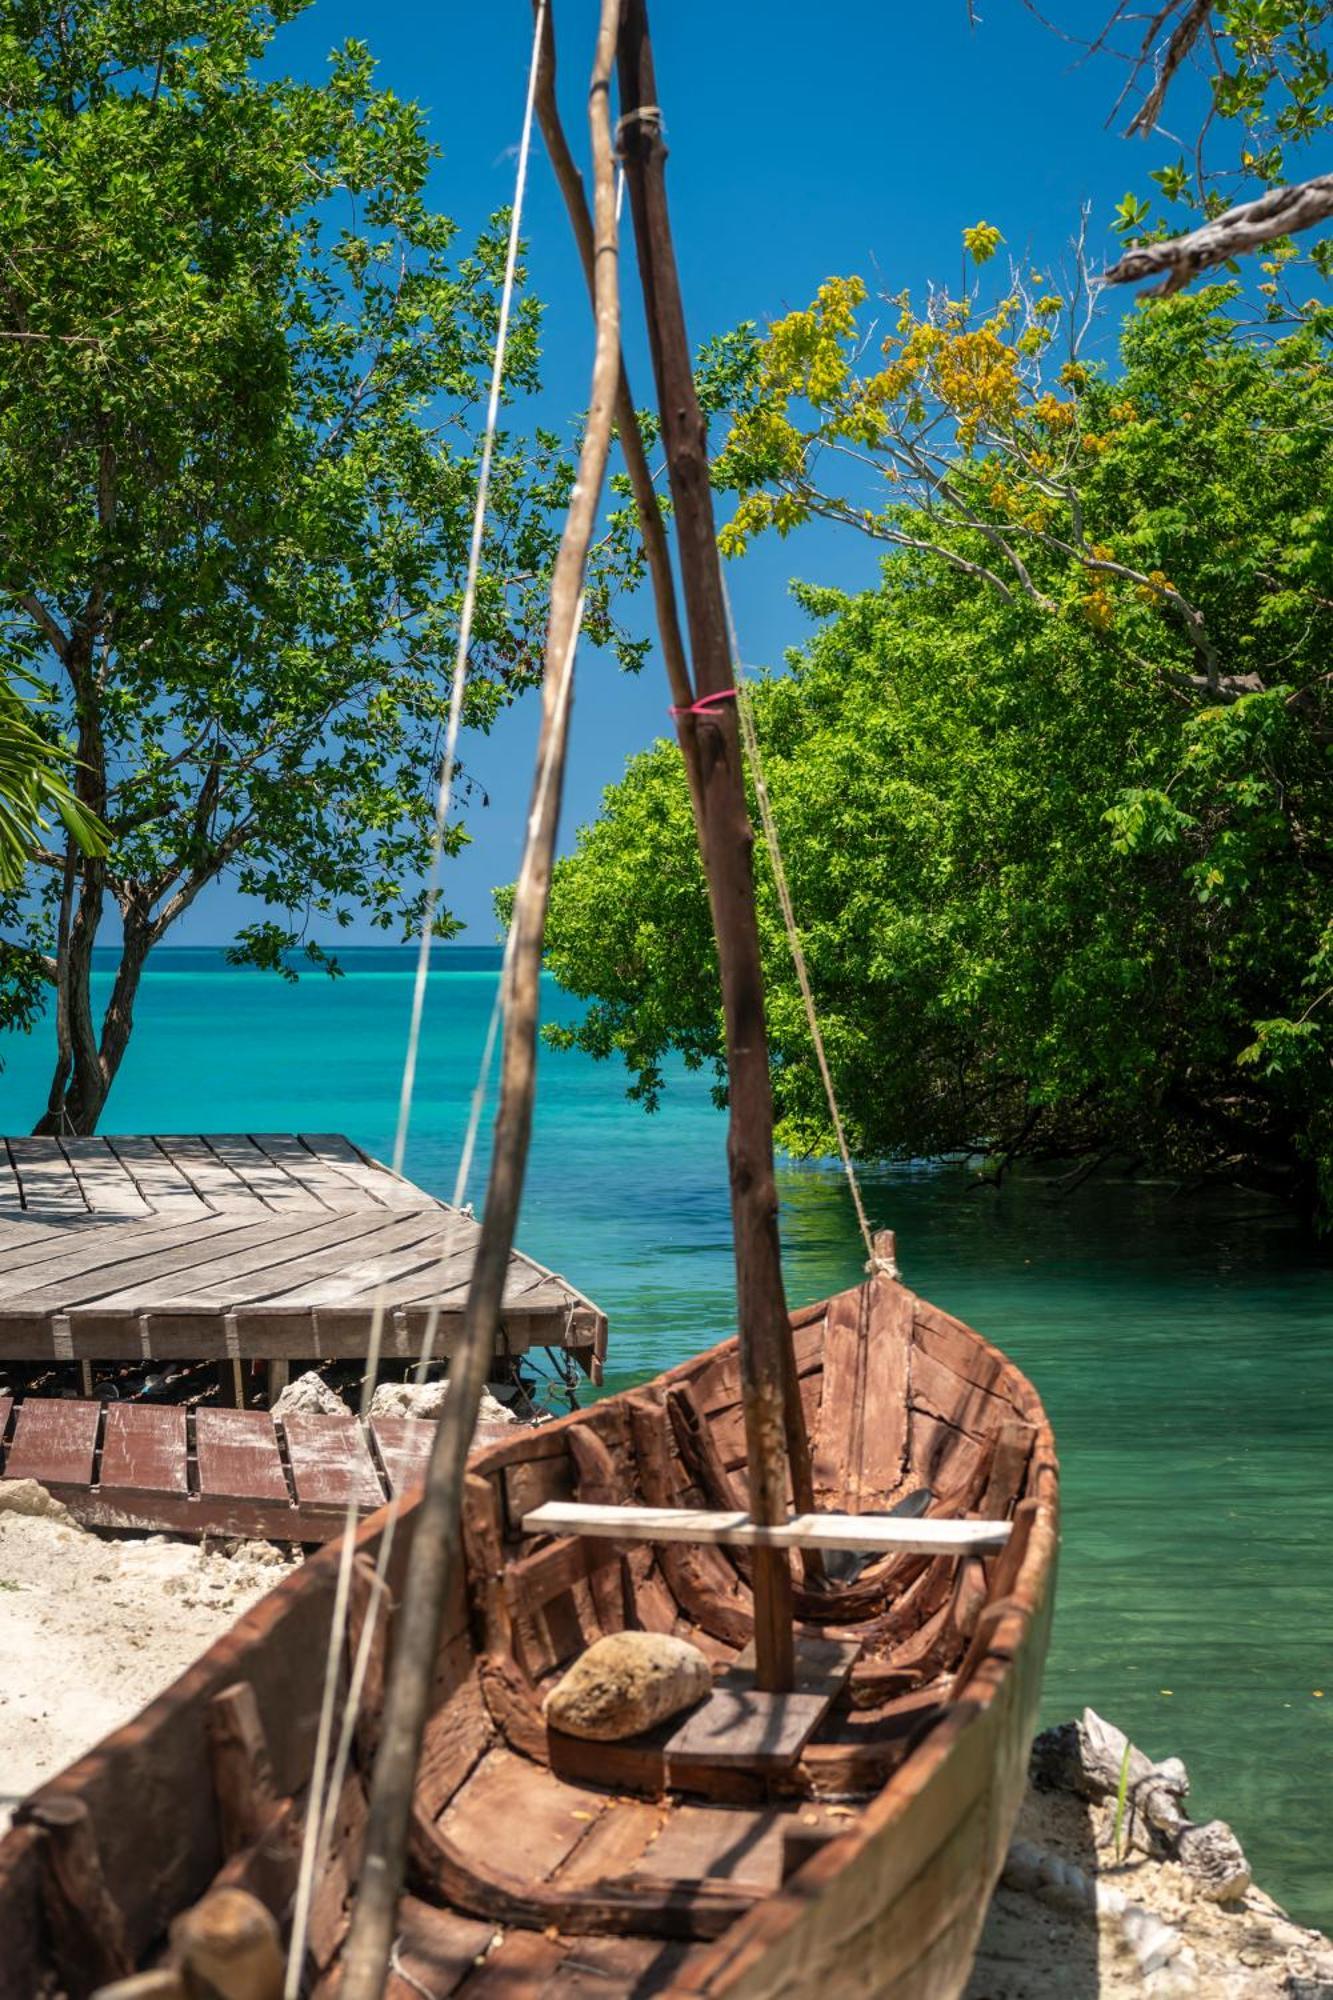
0,1270,1055,2000
292,1271,1052,1996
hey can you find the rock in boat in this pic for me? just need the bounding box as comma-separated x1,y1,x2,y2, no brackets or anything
0,1262,1058,2000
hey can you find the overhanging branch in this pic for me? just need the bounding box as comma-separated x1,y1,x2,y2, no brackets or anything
1104,171,1333,294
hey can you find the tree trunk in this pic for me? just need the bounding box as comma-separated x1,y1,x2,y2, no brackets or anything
34,875,151,1136
34,623,122,1135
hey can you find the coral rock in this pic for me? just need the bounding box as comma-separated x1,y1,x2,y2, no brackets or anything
543,1632,711,1741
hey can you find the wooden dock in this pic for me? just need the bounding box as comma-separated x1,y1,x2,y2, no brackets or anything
0,1392,519,1541
0,1133,607,1380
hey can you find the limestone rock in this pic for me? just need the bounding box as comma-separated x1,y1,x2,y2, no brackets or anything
543,1632,711,1741
369,1377,450,1420
368,1378,516,1426
271,1371,347,1418
0,1478,74,1524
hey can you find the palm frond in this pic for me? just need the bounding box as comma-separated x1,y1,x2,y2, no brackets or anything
0,682,108,892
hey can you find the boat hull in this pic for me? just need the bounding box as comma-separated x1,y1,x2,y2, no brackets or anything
0,1271,1058,2000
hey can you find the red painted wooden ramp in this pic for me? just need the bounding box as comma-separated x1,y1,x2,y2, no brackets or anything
0,1395,518,1541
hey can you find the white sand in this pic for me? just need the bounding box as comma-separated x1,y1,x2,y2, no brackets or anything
0,1483,294,1831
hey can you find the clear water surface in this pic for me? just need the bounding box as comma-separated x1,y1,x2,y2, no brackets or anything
2,947,1328,1928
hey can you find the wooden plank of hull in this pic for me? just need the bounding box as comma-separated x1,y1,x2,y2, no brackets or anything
0,1276,1059,2000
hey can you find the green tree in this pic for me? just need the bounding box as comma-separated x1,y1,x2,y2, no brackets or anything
0,0,630,1132
542,293,1333,1217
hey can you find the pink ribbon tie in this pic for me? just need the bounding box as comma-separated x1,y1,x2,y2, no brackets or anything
669,689,738,720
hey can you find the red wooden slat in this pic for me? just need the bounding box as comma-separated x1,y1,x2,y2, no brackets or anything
4,1397,99,1484
99,1403,188,1495
283,1413,383,1509
196,1407,288,1503
370,1415,433,1498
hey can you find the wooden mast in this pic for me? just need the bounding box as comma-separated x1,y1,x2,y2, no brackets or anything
535,2,823,1613
336,6,626,1994
615,0,800,1692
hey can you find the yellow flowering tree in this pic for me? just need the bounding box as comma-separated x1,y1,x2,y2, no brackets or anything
705,237,1236,695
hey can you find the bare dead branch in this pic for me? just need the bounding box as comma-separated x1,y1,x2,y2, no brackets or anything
1103,170,1333,293
1124,0,1214,137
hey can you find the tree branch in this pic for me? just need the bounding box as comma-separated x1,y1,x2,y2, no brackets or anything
1104,171,1333,294
17,594,71,663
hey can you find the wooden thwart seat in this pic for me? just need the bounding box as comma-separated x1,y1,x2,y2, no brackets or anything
522,1500,1011,1557
661,1638,861,1774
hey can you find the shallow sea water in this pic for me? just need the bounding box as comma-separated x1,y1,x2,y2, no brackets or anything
2,947,1328,1927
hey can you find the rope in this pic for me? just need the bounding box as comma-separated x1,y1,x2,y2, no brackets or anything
721,580,890,1275
306,594,584,1898
613,103,663,153
283,9,548,1986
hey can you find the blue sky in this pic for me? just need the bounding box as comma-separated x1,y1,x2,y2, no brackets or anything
186,0,1182,944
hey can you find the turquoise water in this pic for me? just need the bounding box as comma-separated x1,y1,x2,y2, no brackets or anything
2,948,1330,1928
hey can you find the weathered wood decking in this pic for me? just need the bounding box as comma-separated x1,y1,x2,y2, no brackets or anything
0,1134,607,1377
0,1391,518,1540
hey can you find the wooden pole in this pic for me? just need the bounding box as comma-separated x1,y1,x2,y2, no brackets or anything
335,7,625,1994
616,0,796,1690
536,9,823,1591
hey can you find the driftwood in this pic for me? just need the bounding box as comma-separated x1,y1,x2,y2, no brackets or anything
1104,170,1333,295
1032,1707,1252,1901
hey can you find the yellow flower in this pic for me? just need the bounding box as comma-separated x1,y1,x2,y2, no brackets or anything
962,220,1004,266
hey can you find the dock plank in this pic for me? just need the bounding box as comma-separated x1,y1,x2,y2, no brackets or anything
249,1133,383,1210
99,1404,188,1495
370,1415,434,1496
153,1136,269,1212
298,1135,425,1208
0,1213,260,1304
283,1412,384,1509
103,1137,214,1218
58,1140,154,1219
0,1133,601,1370
5,1398,100,1484
5,1139,90,1218
78,1212,393,1313
196,1408,289,1502
197,1135,329,1212
276,1228,475,1311
196,1215,453,1320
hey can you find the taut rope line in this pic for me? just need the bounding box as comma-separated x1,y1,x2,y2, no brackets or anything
721,578,888,1274
284,7,549,1986
309,591,585,1895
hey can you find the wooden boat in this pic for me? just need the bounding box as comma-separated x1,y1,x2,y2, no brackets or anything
0,7,1061,1994
0,1253,1057,2000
